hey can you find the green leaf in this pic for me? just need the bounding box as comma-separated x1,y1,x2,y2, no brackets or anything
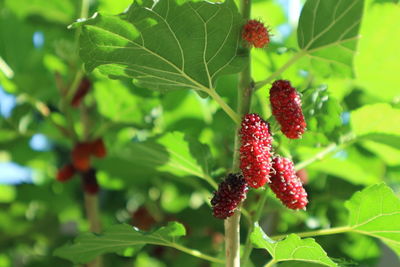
351,103,400,137
54,222,186,263
111,132,215,186
298,0,364,76
355,3,400,101
251,224,337,266
346,184,400,255
75,0,246,93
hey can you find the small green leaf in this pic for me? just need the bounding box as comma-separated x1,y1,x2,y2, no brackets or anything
346,184,400,255
54,222,186,263
76,0,246,93
298,0,364,76
251,224,337,266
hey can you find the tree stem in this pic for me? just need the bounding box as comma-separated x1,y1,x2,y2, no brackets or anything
224,0,253,266
241,190,267,265
84,193,103,267
207,89,241,124
172,244,225,264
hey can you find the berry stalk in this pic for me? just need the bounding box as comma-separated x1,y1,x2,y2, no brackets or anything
224,0,253,266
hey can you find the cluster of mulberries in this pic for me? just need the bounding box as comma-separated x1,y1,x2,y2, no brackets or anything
269,157,308,210
242,20,270,48
211,173,248,219
239,113,273,188
269,80,307,139
56,138,106,194
71,138,107,171
210,22,311,219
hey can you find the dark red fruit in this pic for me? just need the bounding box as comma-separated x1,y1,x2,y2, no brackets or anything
269,156,308,210
270,80,306,139
71,142,92,171
90,138,107,158
242,19,270,48
211,173,248,219
71,77,91,107
56,164,76,182
240,113,273,188
81,168,99,194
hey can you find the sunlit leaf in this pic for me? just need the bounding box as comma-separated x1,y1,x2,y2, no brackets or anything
355,3,400,101
251,224,337,266
346,184,400,256
298,0,364,76
351,103,400,137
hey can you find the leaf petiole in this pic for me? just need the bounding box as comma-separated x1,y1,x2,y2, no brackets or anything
254,51,306,90
205,88,241,124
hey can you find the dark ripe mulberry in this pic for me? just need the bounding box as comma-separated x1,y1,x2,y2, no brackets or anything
211,173,248,219
71,142,92,171
270,80,306,139
240,113,273,188
81,168,99,194
90,138,107,158
57,164,76,182
242,20,270,48
269,156,308,210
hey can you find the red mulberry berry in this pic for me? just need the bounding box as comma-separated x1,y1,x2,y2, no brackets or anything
211,173,248,219
242,20,270,48
71,77,91,107
82,168,99,194
269,157,308,210
57,164,76,182
90,138,107,158
240,113,273,188
270,80,306,139
72,142,92,171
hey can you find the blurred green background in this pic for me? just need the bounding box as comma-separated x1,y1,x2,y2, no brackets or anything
0,0,399,266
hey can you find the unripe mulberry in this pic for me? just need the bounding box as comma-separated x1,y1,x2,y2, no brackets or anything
269,157,308,210
57,164,76,182
270,80,306,139
82,168,99,194
90,138,107,158
211,173,248,219
242,20,270,48
240,113,273,188
72,142,92,171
